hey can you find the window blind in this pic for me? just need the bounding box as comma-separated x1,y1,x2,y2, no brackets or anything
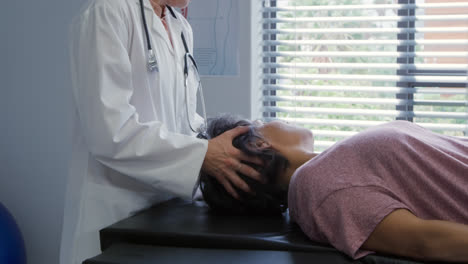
261,0,468,152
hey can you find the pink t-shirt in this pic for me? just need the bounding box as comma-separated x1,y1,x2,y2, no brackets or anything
288,121,468,259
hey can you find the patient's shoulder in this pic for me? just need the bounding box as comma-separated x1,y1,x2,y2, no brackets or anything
339,120,426,151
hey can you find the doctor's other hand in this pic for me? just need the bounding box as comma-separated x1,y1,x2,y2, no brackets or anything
202,126,264,200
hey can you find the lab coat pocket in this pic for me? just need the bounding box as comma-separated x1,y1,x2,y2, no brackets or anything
142,69,163,122
129,54,162,123
186,66,199,124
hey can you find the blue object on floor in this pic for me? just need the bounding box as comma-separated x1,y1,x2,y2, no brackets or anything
0,203,26,264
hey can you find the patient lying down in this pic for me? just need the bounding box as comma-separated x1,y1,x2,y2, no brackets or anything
198,115,468,263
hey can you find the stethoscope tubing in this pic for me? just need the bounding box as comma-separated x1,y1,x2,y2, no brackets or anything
139,0,152,51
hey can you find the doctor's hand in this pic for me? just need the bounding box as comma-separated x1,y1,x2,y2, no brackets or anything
202,126,264,200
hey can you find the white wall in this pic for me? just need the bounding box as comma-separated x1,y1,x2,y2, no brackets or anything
0,0,258,263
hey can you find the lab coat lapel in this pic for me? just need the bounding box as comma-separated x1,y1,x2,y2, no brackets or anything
165,8,184,57
136,0,174,54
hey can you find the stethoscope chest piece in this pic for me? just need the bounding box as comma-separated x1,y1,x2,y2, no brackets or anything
147,49,158,72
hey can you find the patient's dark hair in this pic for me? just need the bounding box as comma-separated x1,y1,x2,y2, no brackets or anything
198,114,289,215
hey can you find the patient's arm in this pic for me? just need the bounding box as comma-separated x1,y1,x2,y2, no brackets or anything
362,209,468,262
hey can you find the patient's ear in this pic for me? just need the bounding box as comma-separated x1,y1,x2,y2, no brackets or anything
255,139,271,149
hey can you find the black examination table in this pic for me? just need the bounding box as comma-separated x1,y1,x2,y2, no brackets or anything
84,198,430,264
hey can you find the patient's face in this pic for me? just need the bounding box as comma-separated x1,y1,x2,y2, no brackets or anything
255,120,315,154
253,120,315,188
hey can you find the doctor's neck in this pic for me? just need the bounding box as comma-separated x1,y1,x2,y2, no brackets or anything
150,0,191,17
149,0,167,17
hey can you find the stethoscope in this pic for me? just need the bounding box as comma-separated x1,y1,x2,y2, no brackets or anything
139,0,208,136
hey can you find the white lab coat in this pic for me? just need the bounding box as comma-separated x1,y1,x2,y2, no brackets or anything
61,0,208,263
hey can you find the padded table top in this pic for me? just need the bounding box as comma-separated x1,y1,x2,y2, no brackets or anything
101,198,333,252
100,198,425,264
